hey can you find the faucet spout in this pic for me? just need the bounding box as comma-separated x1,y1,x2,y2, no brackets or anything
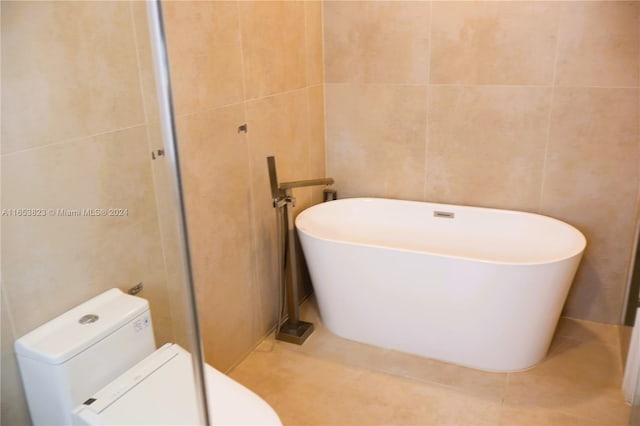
279,177,334,190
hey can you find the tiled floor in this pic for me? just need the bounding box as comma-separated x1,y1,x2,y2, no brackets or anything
230,297,631,425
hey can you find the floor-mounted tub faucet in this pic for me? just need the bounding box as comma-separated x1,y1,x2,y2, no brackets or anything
267,156,335,344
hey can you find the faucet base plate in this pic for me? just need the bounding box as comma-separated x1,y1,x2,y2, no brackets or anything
275,320,314,345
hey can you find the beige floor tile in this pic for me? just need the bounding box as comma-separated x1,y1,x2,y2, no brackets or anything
317,369,501,426
505,369,627,417
231,298,629,425
504,334,625,423
297,298,506,401
532,336,623,388
499,405,602,426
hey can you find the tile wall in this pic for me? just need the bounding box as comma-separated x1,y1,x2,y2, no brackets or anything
324,1,640,324
162,1,325,371
1,2,181,424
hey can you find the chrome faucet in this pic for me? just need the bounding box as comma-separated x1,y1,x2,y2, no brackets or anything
266,156,335,344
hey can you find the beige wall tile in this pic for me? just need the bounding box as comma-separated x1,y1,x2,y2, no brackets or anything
1,1,144,154
305,2,324,87
541,88,640,323
131,1,212,350
176,104,256,370
164,1,244,114
321,0,639,327
158,0,327,371
307,85,327,205
425,85,551,211
130,1,161,126
564,276,628,326
324,1,430,84
325,84,427,201
1,126,170,343
247,90,312,193
143,120,194,349
239,1,306,99
1,287,31,426
246,89,313,324
430,2,560,85
555,317,621,347
555,2,640,88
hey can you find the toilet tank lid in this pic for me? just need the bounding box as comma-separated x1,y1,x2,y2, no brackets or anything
15,289,150,365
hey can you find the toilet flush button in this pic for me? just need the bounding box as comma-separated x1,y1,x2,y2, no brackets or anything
79,314,99,324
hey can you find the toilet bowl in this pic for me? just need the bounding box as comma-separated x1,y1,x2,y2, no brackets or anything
73,343,280,425
14,289,281,426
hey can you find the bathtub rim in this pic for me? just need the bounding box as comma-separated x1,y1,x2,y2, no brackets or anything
296,197,587,267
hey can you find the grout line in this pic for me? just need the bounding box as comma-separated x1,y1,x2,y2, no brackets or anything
320,1,328,179
1,123,147,158
1,283,19,340
303,0,311,90
128,1,150,128
422,87,430,203
303,0,313,190
234,0,267,349
422,0,434,202
235,0,248,104
172,84,324,124
324,82,640,90
537,6,564,214
225,322,279,374
244,85,312,106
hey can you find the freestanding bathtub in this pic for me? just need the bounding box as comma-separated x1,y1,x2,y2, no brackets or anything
295,198,586,372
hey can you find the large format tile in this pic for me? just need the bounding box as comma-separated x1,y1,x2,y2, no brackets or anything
540,88,640,323
177,104,257,370
325,83,427,200
1,287,31,426
430,1,560,85
232,297,629,426
164,1,244,114
246,89,314,327
1,1,144,153
232,342,502,425
239,1,306,99
555,2,640,88
324,1,430,84
1,126,170,344
294,299,507,402
307,85,328,205
498,404,603,426
304,1,324,87
505,335,628,425
425,85,551,211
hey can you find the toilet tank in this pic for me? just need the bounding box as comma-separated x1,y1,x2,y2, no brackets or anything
14,288,156,426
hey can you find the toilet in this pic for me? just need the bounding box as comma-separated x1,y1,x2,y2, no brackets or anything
14,288,281,425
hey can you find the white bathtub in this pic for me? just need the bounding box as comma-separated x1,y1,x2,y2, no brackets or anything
296,198,586,372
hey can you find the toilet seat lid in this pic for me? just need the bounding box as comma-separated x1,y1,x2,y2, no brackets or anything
72,344,281,425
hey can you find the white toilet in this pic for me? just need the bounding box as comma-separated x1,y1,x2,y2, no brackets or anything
15,288,281,425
